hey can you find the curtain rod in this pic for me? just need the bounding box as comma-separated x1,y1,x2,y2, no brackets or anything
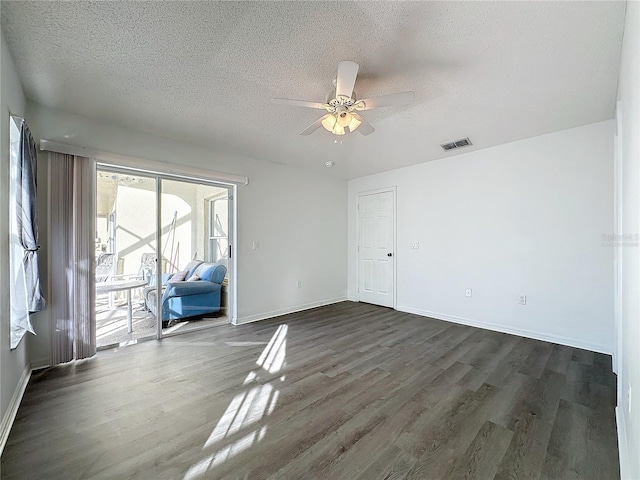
39,139,249,186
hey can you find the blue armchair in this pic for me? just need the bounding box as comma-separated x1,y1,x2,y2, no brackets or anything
145,261,227,327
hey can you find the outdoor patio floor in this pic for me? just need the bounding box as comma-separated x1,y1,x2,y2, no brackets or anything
96,297,228,348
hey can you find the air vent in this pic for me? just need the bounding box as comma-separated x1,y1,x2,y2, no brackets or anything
441,137,472,152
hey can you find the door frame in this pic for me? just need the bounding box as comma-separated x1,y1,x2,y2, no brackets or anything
613,100,623,377
355,186,397,309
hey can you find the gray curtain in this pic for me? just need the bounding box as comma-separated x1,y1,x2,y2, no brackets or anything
10,120,45,349
49,152,96,363
17,123,46,312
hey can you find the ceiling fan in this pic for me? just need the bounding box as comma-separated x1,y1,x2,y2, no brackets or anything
272,61,415,137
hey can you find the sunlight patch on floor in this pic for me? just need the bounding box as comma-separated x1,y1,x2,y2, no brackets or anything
185,430,259,480
257,324,288,373
183,324,289,479
203,383,275,449
225,341,268,347
96,314,129,338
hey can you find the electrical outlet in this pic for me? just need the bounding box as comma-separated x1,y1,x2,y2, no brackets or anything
411,241,420,249
296,280,302,288
465,288,472,297
252,241,259,250
519,295,527,305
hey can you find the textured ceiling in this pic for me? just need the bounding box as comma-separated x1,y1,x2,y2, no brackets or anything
1,1,626,179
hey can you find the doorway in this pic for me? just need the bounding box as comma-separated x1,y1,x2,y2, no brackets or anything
356,189,396,308
95,167,235,349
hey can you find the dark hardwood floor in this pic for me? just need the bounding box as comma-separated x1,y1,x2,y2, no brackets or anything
1,302,619,479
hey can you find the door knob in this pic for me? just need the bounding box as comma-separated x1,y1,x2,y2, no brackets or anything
387,253,393,257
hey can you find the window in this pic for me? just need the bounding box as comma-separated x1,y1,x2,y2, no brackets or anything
207,194,229,266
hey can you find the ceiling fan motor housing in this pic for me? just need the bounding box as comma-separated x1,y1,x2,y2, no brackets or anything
327,88,356,106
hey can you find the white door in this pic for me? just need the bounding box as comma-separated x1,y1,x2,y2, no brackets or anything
357,190,395,308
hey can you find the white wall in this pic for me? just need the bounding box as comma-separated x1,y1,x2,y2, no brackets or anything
25,102,347,364
615,1,640,478
349,121,614,353
0,29,31,433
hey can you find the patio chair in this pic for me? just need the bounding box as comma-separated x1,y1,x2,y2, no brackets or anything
138,252,156,283
96,253,116,282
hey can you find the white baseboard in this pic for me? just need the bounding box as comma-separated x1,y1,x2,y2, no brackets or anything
0,364,32,455
30,358,51,370
396,305,613,355
236,296,347,325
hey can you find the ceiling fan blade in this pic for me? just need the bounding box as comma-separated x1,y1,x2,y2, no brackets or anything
335,61,359,100
352,113,375,135
300,114,329,135
356,91,415,110
272,98,328,110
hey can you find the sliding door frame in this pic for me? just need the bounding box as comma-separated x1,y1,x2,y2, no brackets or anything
97,162,238,340
157,175,236,340
155,177,162,339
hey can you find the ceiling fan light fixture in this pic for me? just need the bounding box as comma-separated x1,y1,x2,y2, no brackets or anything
321,111,361,135
321,114,346,135
347,114,361,132
336,110,351,127
321,114,335,131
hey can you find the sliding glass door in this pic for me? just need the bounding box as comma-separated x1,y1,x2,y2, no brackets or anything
95,169,158,349
159,178,231,336
95,167,233,348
